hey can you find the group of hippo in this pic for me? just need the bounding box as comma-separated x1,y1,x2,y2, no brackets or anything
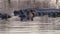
0,13,11,20
14,9,36,21
0,9,36,21
0,8,60,21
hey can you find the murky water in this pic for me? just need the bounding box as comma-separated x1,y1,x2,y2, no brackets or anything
0,16,60,34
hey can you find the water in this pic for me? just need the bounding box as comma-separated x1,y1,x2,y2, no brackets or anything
0,16,60,34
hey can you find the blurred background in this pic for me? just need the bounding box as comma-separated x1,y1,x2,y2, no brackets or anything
0,0,60,14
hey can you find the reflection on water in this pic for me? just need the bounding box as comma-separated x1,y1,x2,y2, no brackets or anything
0,16,60,34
